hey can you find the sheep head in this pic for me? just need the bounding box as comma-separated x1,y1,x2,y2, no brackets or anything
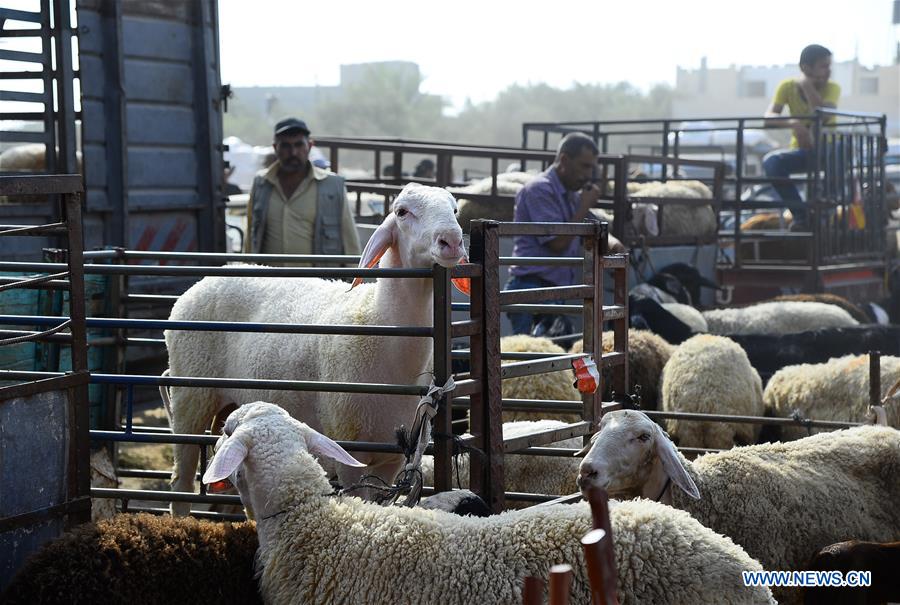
203,402,365,518
576,409,699,502
352,183,466,288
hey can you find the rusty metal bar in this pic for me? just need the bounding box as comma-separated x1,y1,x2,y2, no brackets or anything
0,370,431,397
582,220,602,430
496,222,597,237
0,315,434,337
450,319,481,338
472,220,504,511
870,350,881,409
500,354,586,380
63,192,92,528
0,174,82,196
499,285,593,305
467,221,488,505
433,265,453,493
502,421,592,452
0,262,433,279
611,232,629,401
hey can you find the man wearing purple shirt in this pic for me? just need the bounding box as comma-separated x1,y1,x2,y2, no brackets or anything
506,132,622,335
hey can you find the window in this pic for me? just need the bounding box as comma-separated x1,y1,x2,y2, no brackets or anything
859,77,879,95
741,80,766,98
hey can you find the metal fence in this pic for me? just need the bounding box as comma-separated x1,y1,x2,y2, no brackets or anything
0,175,90,589
522,112,888,269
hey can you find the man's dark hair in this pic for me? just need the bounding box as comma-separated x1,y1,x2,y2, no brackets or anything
799,44,832,67
556,132,599,161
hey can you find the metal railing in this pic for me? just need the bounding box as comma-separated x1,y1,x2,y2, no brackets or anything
0,175,90,558
522,112,888,269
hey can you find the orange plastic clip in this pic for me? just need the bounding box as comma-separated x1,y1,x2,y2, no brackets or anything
572,356,600,394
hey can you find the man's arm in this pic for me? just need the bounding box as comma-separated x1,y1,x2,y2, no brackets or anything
243,186,255,253
796,76,837,110
764,81,814,149
543,184,602,253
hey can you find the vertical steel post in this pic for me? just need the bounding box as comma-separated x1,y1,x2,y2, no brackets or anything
611,226,629,400
479,221,504,511
734,119,745,269
582,220,602,428
432,265,453,493
64,191,92,527
468,221,487,499
870,350,881,409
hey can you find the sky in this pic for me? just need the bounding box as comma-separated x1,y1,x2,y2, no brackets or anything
218,0,899,113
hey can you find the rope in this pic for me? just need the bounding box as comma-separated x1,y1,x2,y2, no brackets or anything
790,410,814,436
396,376,456,507
339,376,456,507
0,319,72,347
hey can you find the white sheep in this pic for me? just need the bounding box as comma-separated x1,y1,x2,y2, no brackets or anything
450,171,536,230
577,409,900,605
203,402,775,605
420,420,583,507
660,334,764,449
163,183,466,515
628,180,718,239
661,302,708,333
702,301,859,335
498,335,581,423
660,334,765,449
764,353,900,440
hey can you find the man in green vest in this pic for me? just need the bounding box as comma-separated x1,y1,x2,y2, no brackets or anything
245,118,361,263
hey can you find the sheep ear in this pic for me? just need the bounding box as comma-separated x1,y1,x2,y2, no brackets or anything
654,424,700,499
351,213,397,289
574,431,600,457
203,436,248,484
306,430,367,468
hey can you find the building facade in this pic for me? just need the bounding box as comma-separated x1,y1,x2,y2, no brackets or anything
673,58,899,138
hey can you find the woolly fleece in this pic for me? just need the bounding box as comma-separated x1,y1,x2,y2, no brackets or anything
764,353,900,440
702,301,859,335
1,513,261,605
223,403,773,605
661,334,764,448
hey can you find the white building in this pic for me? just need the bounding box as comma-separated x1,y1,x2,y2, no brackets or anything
673,58,900,137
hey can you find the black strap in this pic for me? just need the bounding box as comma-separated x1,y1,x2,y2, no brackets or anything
655,476,672,502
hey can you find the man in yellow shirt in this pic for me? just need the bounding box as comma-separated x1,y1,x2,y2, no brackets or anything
763,44,840,228
245,118,361,264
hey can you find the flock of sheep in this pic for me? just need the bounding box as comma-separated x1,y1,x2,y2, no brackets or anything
3,179,900,605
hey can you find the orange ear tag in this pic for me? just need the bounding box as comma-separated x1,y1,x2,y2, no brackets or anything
208,478,234,494
451,258,471,297
572,356,600,394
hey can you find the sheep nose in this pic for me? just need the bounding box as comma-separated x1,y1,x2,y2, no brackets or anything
437,233,465,259
577,465,598,489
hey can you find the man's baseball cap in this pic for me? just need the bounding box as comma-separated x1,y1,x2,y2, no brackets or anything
274,117,310,137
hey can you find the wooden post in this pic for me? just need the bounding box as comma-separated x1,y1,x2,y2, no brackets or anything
586,487,619,605
522,576,544,605
549,564,573,605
